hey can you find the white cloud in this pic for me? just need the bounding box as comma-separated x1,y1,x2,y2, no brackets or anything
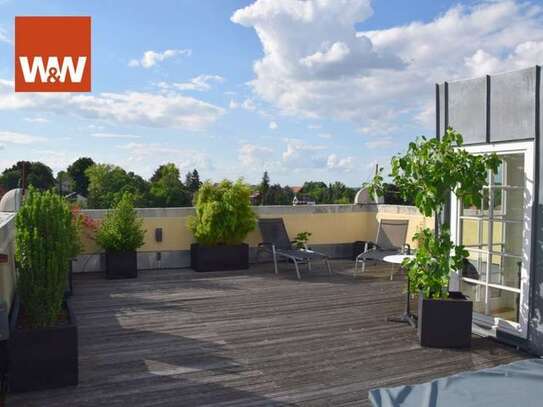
168,75,224,91
232,0,543,132
326,154,354,170
269,121,278,130
300,41,351,68
128,49,191,68
242,98,256,111
24,116,49,124
239,143,273,167
282,138,326,168
32,150,77,173
91,132,140,139
0,131,46,144
358,117,397,136
414,101,435,130
318,132,333,139
0,26,11,44
229,97,257,111
364,137,394,149
0,79,224,130
118,142,213,176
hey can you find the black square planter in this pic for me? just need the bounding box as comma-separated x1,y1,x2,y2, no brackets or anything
191,243,249,272
418,292,473,348
105,250,137,279
8,298,79,393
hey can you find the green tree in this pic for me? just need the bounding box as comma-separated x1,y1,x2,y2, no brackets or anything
326,181,355,204
184,169,202,194
263,184,294,205
367,128,500,299
301,181,328,203
67,157,95,196
86,164,149,209
126,171,150,207
0,161,55,191
381,183,413,205
258,171,270,205
149,163,191,207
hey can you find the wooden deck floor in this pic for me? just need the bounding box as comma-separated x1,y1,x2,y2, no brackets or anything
8,261,528,406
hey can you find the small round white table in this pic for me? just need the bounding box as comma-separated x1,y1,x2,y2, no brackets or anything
383,254,417,328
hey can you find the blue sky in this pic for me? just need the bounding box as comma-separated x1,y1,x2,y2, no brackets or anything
0,0,542,186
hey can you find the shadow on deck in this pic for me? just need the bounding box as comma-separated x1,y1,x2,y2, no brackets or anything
7,260,528,406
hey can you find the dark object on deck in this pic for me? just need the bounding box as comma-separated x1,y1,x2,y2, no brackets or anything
190,243,249,272
461,259,480,281
105,251,138,279
257,218,331,280
369,358,543,407
417,291,473,348
352,241,374,260
8,298,78,393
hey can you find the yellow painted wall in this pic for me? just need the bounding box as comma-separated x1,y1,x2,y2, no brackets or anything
80,206,431,254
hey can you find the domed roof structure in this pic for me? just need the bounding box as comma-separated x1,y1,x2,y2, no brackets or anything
0,188,24,212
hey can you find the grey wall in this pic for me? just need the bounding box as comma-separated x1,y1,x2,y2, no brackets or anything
437,66,539,143
437,65,543,355
448,77,487,144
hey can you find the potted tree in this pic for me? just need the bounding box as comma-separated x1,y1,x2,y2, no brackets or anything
10,188,79,392
189,179,256,272
96,192,145,279
367,128,500,348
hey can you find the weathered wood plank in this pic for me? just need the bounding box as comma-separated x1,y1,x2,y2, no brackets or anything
7,261,527,406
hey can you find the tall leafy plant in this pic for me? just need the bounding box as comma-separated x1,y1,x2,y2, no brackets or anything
96,192,145,252
366,128,500,298
15,188,73,327
190,179,256,246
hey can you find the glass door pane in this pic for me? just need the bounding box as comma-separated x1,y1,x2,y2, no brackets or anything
455,148,529,336
488,289,520,323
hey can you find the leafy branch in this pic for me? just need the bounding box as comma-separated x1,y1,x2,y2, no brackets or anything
366,128,500,298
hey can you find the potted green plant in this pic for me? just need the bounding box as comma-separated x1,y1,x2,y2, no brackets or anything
367,128,500,348
293,231,312,249
189,179,256,272
10,188,78,392
96,192,145,279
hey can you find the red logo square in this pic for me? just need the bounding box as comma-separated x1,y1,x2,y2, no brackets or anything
15,16,91,92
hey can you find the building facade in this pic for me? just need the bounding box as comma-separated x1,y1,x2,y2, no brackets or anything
437,66,542,355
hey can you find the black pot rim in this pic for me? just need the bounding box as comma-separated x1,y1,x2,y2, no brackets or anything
10,295,77,334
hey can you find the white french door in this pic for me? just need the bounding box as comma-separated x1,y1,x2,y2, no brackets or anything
450,141,534,338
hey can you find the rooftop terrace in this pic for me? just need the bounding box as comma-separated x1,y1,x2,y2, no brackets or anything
8,261,527,406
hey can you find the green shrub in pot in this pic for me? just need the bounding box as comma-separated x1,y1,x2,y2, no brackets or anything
15,187,73,327
12,187,80,391
189,179,256,272
96,192,145,252
96,192,145,279
189,179,256,246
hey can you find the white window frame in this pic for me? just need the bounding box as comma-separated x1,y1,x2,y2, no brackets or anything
450,140,534,338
